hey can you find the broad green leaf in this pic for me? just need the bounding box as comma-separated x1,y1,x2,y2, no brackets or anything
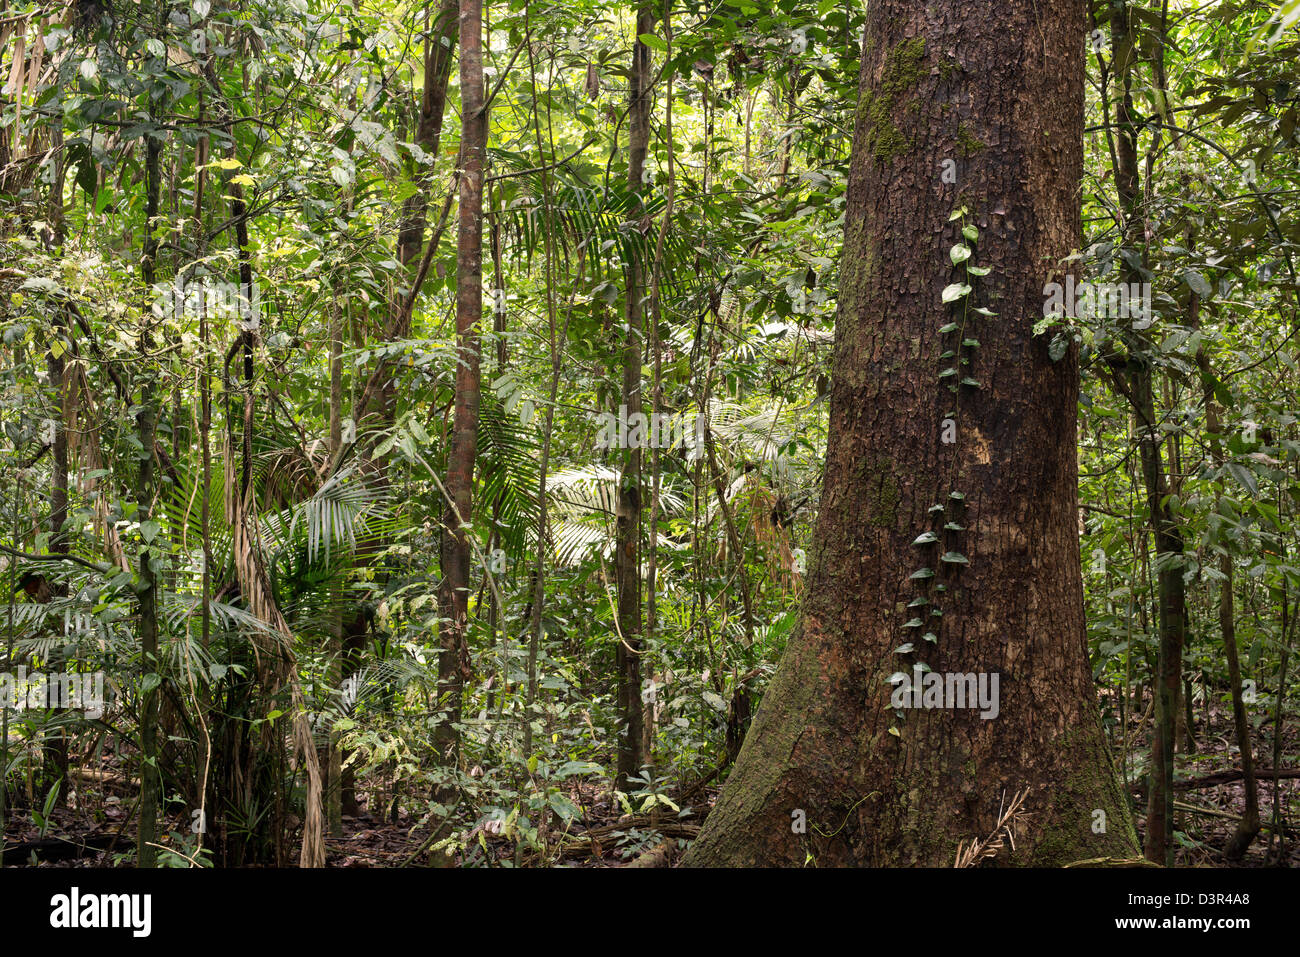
942,282,972,303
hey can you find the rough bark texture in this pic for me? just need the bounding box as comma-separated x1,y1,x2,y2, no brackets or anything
434,0,485,799
682,0,1138,866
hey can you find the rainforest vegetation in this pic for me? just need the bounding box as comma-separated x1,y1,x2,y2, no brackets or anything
1,0,1299,870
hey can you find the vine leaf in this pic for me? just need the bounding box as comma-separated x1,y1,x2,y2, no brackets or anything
1049,335,1070,362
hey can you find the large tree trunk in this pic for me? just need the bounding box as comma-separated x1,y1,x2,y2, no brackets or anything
683,0,1138,866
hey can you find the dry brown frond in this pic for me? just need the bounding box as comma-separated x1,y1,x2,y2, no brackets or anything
953,787,1031,868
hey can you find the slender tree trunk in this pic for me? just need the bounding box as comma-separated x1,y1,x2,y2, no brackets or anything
202,58,326,867
1218,551,1258,857
615,4,654,792
136,132,163,870
703,429,755,765
683,0,1138,866
1103,0,1185,865
42,125,69,808
1131,360,1185,866
434,0,486,812
1194,317,1259,859
643,4,676,770
193,107,214,861
523,12,559,764
327,305,344,840
1,467,20,866
371,0,459,432
1268,559,1292,863
341,0,459,819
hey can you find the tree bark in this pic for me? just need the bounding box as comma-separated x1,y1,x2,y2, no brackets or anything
434,0,485,813
1102,0,1186,866
341,0,459,818
615,3,654,792
327,304,345,839
136,132,163,870
368,0,459,432
683,0,1138,866
41,125,69,808
1193,293,1259,859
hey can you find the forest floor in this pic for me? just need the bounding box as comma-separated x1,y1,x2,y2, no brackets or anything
1,701,1296,867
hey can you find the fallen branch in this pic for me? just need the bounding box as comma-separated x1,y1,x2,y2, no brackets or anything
1130,767,1300,795
1063,856,1162,868
624,838,674,868
1,832,115,864
68,767,138,787
1173,800,1297,837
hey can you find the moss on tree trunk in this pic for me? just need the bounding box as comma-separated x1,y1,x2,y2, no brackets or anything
682,0,1139,867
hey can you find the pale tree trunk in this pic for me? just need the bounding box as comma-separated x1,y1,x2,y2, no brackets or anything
683,0,1138,866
